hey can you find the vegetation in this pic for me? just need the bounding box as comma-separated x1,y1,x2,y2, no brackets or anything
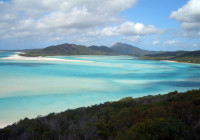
20,43,118,57
20,42,159,57
1,89,200,140
144,51,187,57
89,46,117,54
111,43,158,55
141,50,200,64
172,50,200,63
8,42,200,64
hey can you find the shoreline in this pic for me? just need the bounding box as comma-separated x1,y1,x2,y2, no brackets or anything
139,57,200,65
161,59,200,65
0,121,14,129
1,54,93,63
160,60,178,63
1,89,199,131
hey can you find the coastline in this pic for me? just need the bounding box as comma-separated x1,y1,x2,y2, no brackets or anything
1,89,199,139
139,57,200,65
161,59,200,65
0,121,14,129
1,54,93,63
138,58,179,63
160,60,178,63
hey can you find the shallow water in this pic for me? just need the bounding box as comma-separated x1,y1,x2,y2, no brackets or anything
0,52,200,127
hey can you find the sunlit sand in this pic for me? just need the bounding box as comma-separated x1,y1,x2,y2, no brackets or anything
1,54,93,63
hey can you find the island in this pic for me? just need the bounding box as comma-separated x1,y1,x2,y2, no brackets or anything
141,50,200,64
19,43,158,57
19,42,200,64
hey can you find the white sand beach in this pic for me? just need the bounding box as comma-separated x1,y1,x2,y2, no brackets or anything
1,54,93,63
161,60,177,63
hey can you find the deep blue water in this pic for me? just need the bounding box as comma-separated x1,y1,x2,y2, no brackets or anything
0,52,200,127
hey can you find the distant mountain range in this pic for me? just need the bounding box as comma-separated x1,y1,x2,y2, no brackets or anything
20,43,158,57
111,43,158,55
19,42,200,64
89,45,116,54
20,43,117,57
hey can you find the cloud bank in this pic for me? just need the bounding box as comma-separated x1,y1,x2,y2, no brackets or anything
170,0,200,37
0,0,139,39
0,0,198,51
101,22,163,36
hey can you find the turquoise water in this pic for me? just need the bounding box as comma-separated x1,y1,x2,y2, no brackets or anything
0,52,200,127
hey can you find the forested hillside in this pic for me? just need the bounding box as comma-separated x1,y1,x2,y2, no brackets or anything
171,50,200,63
142,50,200,63
20,43,118,57
0,89,200,140
20,42,159,57
111,43,157,55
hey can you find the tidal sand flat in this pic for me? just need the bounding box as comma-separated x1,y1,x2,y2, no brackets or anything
2,54,93,63
1,52,200,128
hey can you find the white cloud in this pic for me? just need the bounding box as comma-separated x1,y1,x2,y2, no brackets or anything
35,8,113,30
170,0,200,23
170,0,200,37
101,22,163,36
181,22,200,30
0,0,138,39
152,41,160,45
125,36,143,42
192,43,200,47
163,40,180,45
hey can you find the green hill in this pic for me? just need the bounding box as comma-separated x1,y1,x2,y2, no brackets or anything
141,50,200,64
1,89,199,140
21,43,117,57
20,43,160,57
145,51,187,57
140,51,200,63
89,45,118,55
111,43,158,55
170,50,200,63
18,43,200,63
141,51,188,60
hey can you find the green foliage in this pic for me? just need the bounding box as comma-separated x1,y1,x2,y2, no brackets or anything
141,50,200,64
119,118,196,140
0,89,200,140
89,46,117,54
111,42,157,55
20,43,118,57
172,56,200,63
144,51,187,57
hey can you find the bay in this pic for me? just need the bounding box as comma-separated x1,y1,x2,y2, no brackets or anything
0,52,200,128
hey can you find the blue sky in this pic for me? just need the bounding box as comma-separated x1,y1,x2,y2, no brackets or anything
0,0,200,51
121,0,187,28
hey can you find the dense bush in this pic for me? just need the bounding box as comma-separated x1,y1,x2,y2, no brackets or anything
0,89,200,140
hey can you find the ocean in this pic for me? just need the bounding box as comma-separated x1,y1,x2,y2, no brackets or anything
0,52,200,128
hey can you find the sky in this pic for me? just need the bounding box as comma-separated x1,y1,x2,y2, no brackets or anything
0,0,200,51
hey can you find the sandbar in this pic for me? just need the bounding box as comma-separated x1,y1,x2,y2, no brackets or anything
1,54,93,63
